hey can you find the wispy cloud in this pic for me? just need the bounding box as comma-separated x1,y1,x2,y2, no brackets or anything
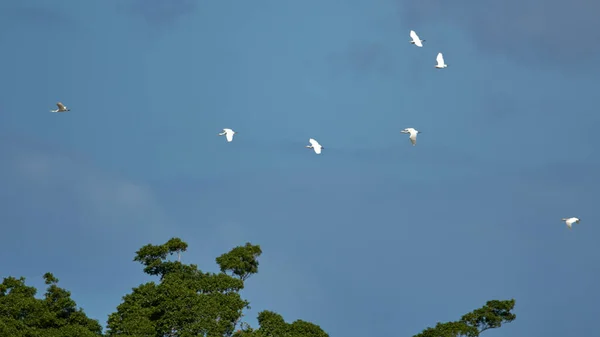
127,0,196,28
0,136,179,329
399,0,600,68
327,41,399,78
0,137,170,239
0,3,81,32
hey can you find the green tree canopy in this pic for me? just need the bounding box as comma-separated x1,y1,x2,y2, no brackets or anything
107,239,327,337
1,239,516,337
0,272,103,337
133,237,189,279
413,299,516,337
231,310,328,337
215,242,262,281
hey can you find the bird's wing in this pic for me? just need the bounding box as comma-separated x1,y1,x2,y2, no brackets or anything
226,132,234,142
309,138,319,147
409,133,417,145
410,30,418,40
436,53,444,65
415,40,423,47
56,102,65,109
314,146,322,154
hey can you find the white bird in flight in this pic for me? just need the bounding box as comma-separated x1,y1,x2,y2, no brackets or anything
400,128,421,146
218,128,237,142
435,52,448,69
306,138,324,154
409,30,425,47
562,217,580,230
50,102,70,112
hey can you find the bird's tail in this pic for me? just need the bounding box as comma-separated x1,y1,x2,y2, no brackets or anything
561,218,568,221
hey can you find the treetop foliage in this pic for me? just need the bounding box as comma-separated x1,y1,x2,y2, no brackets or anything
215,242,262,281
133,237,189,278
233,310,328,337
107,238,326,337
0,273,103,337
1,238,516,337
412,299,516,337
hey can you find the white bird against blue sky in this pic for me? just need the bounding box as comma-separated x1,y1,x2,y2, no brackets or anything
306,138,324,154
218,128,237,142
562,217,580,229
435,52,448,69
50,102,70,112
3,2,599,337
400,128,421,146
409,30,425,47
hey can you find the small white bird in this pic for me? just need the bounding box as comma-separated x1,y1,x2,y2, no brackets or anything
562,217,580,230
50,102,70,112
409,30,425,47
400,128,421,146
218,128,237,142
435,52,448,69
305,138,324,154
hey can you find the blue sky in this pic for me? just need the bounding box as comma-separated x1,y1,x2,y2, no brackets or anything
1,1,599,336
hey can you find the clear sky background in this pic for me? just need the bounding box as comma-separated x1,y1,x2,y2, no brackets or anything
1,1,599,336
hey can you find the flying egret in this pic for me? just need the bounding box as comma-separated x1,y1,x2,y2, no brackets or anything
400,128,421,146
435,52,448,69
409,30,425,47
218,128,237,142
50,102,70,112
306,138,324,154
562,217,580,230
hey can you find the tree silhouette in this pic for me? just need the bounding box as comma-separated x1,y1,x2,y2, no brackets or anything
0,273,103,336
413,299,516,337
